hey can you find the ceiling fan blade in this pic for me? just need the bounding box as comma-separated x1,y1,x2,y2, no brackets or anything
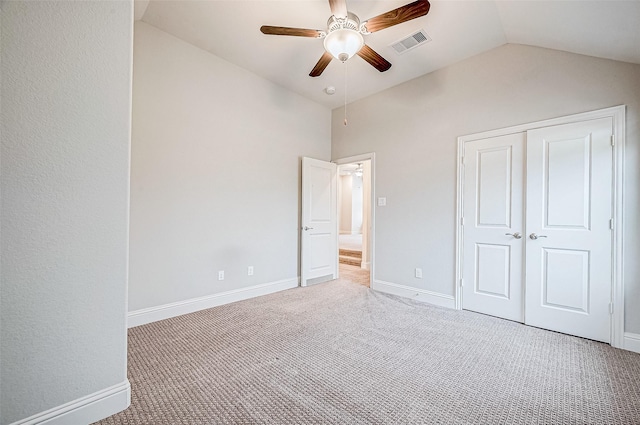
329,0,348,18
260,26,323,38
309,52,334,77
357,45,392,73
364,0,431,33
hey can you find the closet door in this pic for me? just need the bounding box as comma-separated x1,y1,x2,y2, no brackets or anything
525,118,613,343
462,133,525,322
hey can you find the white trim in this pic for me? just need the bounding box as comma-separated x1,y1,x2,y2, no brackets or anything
9,381,130,425
128,278,298,327
361,261,370,271
623,333,640,354
334,153,376,289
374,279,456,309
611,107,626,349
457,105,625,143
455,105,626,348
455,136,464,311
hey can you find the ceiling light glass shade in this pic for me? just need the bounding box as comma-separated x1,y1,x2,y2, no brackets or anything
324,29,364,62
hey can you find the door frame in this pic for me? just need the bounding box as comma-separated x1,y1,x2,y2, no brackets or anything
334,153,376,289
455,105,626,348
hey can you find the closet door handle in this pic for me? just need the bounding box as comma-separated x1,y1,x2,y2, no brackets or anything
303,226,314,231
505,232,522,239
529,233,547,240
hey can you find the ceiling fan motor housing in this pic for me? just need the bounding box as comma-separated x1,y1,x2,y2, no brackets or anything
324,12,364,62
326,12,361,33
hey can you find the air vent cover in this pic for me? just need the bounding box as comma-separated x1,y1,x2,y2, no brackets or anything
390,29,431,54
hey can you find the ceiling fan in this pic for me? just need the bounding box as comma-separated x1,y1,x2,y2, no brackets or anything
260,0,431,77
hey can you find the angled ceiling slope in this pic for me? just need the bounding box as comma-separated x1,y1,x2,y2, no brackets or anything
136,0,640,109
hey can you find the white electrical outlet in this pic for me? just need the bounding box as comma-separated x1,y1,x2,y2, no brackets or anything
248,266,254,276
377,197,387,206
415,268,423,279
218,270,224,281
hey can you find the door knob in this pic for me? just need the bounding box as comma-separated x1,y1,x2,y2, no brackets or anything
505,232,522,239
529,233,547,240
303,226,314,231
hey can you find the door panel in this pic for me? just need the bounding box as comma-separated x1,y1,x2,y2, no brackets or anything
542,248,590,312
462,133,525,322
301,157,337,286
478,148,513,227
475,243,511,299
546,136,591,228
525,118,613,342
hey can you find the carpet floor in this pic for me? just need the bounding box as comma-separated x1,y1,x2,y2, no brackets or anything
97,278,640,424
339,263,370,288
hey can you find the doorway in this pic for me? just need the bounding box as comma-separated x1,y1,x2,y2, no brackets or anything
456,106,625,347
335,154,375,288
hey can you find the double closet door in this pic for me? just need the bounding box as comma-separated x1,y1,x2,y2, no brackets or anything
461,118,613,343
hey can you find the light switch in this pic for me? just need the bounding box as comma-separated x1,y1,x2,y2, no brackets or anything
378,197,387,207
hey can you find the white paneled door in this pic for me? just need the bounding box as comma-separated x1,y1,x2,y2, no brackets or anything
301,157,337,287
462,118,613,342
526,118,613,342
462,133,525,322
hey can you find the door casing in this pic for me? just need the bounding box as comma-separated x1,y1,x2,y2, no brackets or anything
455,105,626,348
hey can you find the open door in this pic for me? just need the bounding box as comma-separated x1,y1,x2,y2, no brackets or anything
301,157,338,286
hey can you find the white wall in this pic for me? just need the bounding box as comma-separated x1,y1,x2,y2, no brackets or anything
339,174,364,235
0,1,132,423
351,174,364,233
129,22,330,313
332,44,640,333
340,175,353,234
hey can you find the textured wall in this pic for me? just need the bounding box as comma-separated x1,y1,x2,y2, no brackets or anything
0,1,132,423
331,44,640,333
129,22,330,312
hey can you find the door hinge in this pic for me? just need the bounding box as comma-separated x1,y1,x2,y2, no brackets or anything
609,303,614,315
460,217,465,226
609,218,614,230
460,278,464,287
610,135,615,147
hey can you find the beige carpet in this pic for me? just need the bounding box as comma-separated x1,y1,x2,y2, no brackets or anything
339,263,370,288
97,278,640,424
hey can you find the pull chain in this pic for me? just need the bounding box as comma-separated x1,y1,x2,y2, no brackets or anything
343,61,348,126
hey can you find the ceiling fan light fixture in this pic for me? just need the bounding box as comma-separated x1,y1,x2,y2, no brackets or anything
324,13,364,62
355,163,363,176
324,28,364,62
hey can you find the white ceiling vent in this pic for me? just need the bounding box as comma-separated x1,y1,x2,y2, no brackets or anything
390,30,431,54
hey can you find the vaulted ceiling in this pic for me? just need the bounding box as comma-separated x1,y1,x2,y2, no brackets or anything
135,1,640,109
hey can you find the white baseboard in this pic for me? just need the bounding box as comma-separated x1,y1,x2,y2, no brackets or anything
624,332,640,354
128,277,299,328
10,380,130,425
373,279,455,309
